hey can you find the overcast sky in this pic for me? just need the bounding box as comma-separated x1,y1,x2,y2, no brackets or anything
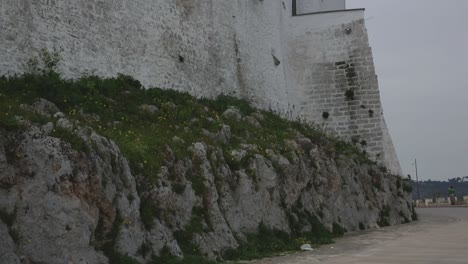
346,0,468,181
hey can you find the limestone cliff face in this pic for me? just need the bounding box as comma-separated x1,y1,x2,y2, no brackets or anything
0,101,414,264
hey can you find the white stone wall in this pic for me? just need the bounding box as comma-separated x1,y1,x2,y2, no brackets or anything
0,0,289,109
0,0,242,98
282,8,401,172
296,0,346,14
382,117,403,175
0,0,402,174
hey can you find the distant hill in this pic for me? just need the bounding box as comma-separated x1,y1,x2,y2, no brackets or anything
412,177,468,200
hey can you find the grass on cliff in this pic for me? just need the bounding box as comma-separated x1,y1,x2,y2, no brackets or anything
0,53,376,263
0,70,373,185
221,219,344,261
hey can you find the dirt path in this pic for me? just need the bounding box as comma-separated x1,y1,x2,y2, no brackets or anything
246,208,468,264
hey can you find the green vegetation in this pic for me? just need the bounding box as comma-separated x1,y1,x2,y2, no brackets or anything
411,205,419,221
0,208,15,227
0,51,383,263
222,223,298,261
0,208,20,243
218,207,341,262
358,222,366,230
152,246,217,264
0,51,375,188
93,213,141,263
51,126,91,154
172,206,210,260
140,198,158,230
399,210,411,224
377,205,391,227
332,222,347,236
223,216,341,262
402,179,413,193
334,140,374,165
171,182,186,194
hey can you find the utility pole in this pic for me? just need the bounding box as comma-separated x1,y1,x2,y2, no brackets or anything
414,158,420,200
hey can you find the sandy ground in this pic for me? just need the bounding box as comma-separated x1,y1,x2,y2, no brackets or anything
246,208,468,264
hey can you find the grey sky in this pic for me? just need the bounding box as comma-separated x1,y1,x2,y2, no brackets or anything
347,0,468,181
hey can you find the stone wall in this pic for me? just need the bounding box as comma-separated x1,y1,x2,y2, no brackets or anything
0,0,401,174
0,0,289,108
282,9,401,174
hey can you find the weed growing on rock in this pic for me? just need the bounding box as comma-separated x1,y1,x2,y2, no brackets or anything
51,126,91,154
95,213,142,264
0,67,376,184
359,222,366,230
402,179,413,193
222,223,298,261
332,222,347,236
411,205,418,221
377,205,391,227
399,210,411,224
171,182,186,194
152,246,216,264
0,208,15,227
0,52,399,263
140,198,158,230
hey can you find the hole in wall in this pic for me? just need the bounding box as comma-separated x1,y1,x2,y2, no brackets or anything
272,55,281,66
345,89,355,100
368,109,374,117
178,55,185,63
322,112,330,119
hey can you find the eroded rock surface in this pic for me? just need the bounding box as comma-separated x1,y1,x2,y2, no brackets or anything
0,101,414,263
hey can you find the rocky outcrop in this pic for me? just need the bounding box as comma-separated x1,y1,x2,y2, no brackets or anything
0,100,414,263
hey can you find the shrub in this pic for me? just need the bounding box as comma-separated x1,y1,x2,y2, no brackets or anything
140,198,157,230
222,222,298,261
152,246,216,264
359,222,365,230
402,180,413,193
190,173,206,197
0,208,15,227
332,222,347,236
411,206,418,221
172,183,186,194
399,211,411,224
377,205,391,227
51,127,91,154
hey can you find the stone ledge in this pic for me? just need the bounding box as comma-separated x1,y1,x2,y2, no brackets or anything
292,8,365,17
